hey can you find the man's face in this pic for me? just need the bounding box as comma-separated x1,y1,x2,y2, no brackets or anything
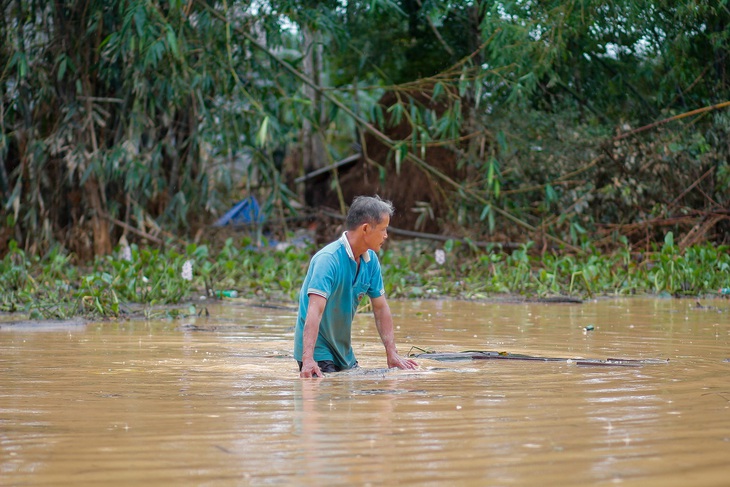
364,215,390,251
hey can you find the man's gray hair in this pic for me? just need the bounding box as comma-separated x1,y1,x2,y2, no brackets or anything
345,195,394,230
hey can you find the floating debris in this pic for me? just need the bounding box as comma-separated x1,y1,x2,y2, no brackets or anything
411,351,567,362
531,296,584,304
411,350,669,367
575,358,669,367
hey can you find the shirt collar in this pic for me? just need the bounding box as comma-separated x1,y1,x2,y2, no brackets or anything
340,231,370,263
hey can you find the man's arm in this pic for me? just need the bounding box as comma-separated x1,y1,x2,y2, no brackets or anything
300,294,327,378
371,295,418,370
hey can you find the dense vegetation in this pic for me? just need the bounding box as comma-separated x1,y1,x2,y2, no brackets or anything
1,1,729,318
2,1,730,255
1,234,728,320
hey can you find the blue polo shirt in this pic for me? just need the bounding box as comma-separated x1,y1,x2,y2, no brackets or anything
293,232,385,369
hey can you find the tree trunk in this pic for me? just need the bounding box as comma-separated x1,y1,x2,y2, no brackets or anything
84,175,112,256
301,25,327,205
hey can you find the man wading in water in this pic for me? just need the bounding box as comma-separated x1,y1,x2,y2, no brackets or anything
294,195,418,378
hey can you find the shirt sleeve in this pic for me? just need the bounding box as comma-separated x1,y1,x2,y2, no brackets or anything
366,251,385,298
306,253,338,299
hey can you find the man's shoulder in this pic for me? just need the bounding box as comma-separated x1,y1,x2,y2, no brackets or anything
311,239,346,264
315,239,345,257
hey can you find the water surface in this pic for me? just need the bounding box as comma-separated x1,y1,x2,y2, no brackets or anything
1,298,729,486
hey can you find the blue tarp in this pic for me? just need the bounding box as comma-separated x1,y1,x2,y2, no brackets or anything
214,196,265,227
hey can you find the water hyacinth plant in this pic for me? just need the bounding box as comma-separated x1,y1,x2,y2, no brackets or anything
182,260,194,282
0,233,728,320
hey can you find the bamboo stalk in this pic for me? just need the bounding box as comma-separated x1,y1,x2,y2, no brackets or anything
613,101,730,141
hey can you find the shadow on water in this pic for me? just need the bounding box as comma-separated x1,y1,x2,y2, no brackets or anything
1,297,729,486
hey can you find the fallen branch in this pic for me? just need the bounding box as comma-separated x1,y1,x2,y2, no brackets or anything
318,208,523,250
678,214,728,251
102,214,163,245
613,101,730,141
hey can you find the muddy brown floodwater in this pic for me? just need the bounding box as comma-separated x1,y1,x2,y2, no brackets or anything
1,298,729,486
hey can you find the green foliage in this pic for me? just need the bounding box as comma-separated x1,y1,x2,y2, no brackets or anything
480,0,730,119
644,232,730,294
380,235,730,300
1,233,729,319
2,0,730,260
320,0,476,85
1,0,305,256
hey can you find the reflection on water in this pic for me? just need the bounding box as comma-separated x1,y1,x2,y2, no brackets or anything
1,298,729,486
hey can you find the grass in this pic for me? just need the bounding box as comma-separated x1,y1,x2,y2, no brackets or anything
0,232,728,320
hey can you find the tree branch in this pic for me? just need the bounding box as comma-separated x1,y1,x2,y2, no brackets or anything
613,101,730,141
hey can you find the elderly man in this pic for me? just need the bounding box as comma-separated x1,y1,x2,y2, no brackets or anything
294,195,418,378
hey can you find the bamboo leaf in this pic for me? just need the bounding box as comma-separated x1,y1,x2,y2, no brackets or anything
166,26,180,60
57,55,67,81
387,102,403,127
480,204,491,221
17,52,28,78
134,5,147,37
496,131,507,153
433,82,444,100
256,116,269,148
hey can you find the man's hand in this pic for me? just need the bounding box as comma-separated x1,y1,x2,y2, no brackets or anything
387,353,418,370
371,296,418,371
300,295,327,379
300,358,324,378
